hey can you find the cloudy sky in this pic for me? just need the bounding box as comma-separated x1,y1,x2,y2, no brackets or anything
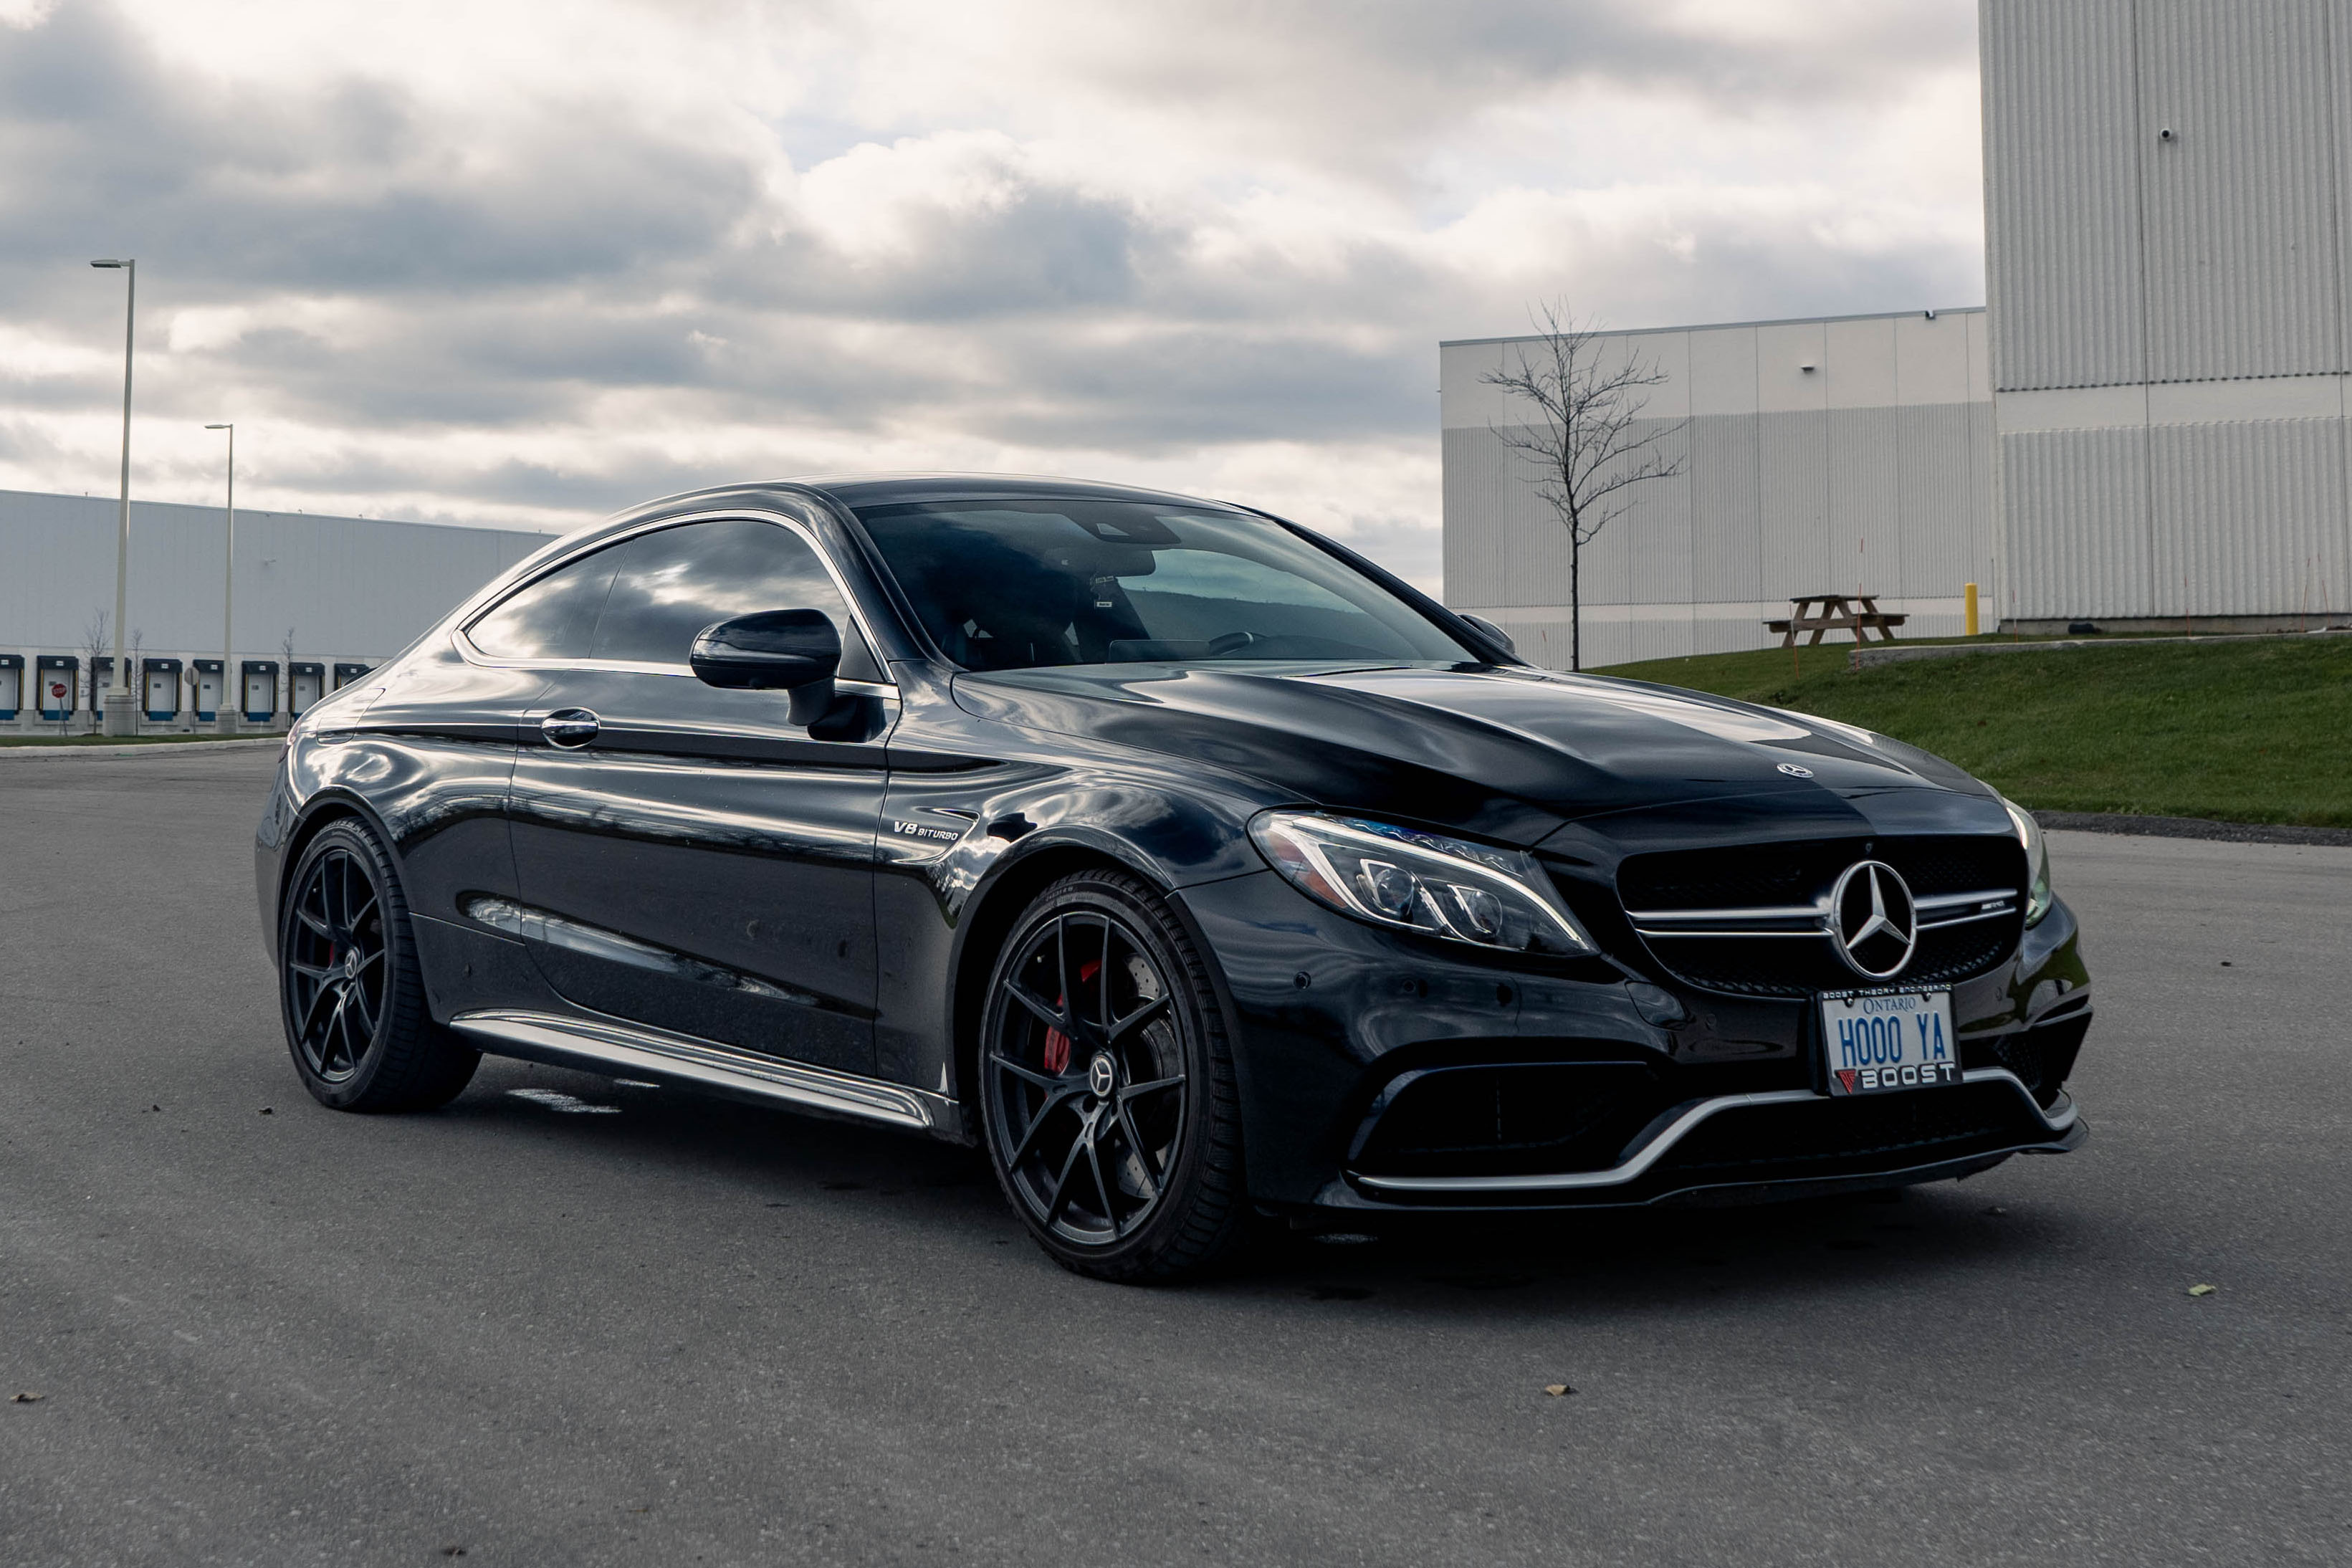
0,0,1984,589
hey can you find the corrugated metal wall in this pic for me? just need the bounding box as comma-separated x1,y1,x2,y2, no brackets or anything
2139,0,2343,382
1987,0,2352,621
0,489,555,666
2148,417,2351,614
2001,428,2153,618
1983,0,2148,391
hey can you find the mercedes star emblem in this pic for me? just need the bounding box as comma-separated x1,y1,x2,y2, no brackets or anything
1828,860,1918,980
1777,762,1815,778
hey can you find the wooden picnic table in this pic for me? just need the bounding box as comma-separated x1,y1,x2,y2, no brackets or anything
1765,593,1907,647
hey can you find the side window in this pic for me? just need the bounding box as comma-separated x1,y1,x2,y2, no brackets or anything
588,519,869,671
466,546,624,661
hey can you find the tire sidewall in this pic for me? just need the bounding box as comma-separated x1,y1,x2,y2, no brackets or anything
978,871,1234,1277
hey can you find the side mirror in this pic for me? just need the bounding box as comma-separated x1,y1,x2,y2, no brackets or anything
1461,613,1516,658
691,609,841,725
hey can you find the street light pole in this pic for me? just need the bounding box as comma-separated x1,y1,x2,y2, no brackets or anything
91,259,136,736
206,423,235,733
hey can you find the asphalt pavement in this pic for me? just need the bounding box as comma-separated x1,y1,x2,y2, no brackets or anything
1,745,2346,1566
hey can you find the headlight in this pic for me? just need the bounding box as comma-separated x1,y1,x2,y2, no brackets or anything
1248,811,1595,955
1999,793,2055,927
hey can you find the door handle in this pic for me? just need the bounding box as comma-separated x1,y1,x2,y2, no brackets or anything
540,708,600,749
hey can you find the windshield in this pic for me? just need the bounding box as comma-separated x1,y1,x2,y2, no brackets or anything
854,499,1472,671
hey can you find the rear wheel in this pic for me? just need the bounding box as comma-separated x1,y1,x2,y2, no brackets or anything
978,870,1248,1282
278,818,478,1112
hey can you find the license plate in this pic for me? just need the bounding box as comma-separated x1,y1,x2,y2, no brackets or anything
1820,990,1959,1096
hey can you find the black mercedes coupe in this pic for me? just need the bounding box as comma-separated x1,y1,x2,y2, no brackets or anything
257,475,2090,1281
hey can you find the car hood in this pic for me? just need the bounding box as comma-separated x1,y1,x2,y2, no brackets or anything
950,661,2000,847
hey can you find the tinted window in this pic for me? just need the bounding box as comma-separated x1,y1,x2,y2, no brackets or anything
854,499,1468,671
589,520,857,666
466,546,623,661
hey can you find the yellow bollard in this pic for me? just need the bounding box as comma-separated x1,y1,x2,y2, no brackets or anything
1964,581,1979,637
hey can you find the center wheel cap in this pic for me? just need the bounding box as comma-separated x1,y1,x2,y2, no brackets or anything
1087,1052,1118,1099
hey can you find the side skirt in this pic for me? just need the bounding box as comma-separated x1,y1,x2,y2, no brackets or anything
449,1007,962,1137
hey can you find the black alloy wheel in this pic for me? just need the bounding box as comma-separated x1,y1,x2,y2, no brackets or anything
278,819,479,1112
285,841,386,1084
980,870,1247,1281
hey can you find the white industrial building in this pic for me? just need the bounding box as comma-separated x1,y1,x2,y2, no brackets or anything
1442,309,1995,668
1445,0,2352,664
0,488,553,730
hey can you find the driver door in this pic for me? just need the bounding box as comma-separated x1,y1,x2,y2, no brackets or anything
502,516,894,1076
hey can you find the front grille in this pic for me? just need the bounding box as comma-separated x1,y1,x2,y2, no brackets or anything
1654,1081,2046,1180
1612,835,2028,998
1352,1061,1666,1179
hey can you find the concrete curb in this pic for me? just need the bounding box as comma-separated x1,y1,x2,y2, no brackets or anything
1851,626,2351,669
0,737,286,760
2036,810,2352,848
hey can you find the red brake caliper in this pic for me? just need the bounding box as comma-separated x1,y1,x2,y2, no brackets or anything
1042,960,1101,1075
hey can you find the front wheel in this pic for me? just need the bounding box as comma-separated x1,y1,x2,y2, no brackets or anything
278,818,479,1112
978,869,1249,1283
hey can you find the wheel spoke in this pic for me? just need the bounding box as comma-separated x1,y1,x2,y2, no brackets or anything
321,987,353,1071
1097,918,1114,1038
1043,1133,1089,1227
1003,980,1066,1033
297,977,339,1044
1106,993,1169,1043
1117,1073,1185,1104
346,983,374,1059
1113,1101,1161,1203
295,904,334,941
989,1051,1066,1093
1056,917,1087,1036
285,960,335,981
345,972,378,1034
1084,1124,1119,1235
1006,1084,1086,1170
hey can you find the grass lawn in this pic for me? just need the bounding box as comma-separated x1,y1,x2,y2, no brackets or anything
1597,636,2352,827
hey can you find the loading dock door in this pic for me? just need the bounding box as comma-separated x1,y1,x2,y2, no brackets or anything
143,659,182,722
243,663,277,722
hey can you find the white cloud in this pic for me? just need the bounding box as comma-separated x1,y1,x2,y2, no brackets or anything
0,0,1984,590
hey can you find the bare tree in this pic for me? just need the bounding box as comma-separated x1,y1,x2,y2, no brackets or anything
281,627,297,722
127,629,145,730
78,609,108,735
1481,301,1686,671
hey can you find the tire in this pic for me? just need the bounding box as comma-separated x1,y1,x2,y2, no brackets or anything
277,818,479,1112
977,869,1248,1282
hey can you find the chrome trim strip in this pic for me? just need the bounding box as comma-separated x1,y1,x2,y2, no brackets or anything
1629,887,2019,937
1632,926,1822,939
1916,903,2018,930
1627,902,1828,924
1349,1069,2073,1195
449,1008,932,1132
1915,889,2021,911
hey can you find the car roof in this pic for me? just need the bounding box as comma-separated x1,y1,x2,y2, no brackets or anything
783,472,1248,514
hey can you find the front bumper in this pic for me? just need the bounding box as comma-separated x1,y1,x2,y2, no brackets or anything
1176,869,2092,1215
1326,1070,2084,1211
